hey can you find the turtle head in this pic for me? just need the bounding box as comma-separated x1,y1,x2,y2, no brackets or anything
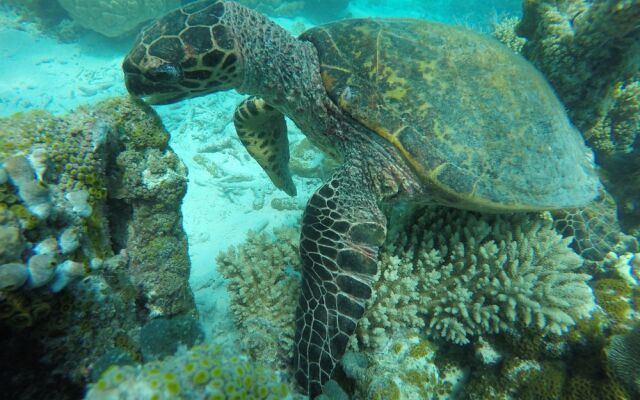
123,1,243,105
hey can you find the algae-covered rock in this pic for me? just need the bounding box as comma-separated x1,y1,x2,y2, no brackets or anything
57,0,181,37
0,97,199,398
3,0,70,32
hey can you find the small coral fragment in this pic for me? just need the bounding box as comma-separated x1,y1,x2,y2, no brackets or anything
3,156,52,219
26,254,56,288
49,260,85,293
0,263,29,291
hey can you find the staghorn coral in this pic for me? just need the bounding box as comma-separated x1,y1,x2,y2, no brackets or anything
85,343,294,400
357,207,595,348
56,0,181,37
217,226,301,369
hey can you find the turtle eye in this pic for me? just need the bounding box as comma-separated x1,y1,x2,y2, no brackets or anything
146,63,183,82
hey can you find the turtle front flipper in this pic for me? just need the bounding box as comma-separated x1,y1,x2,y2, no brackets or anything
233,96,296,196
294,162,386,397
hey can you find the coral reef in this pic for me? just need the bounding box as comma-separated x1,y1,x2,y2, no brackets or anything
139,315,204,361
455,329,633,400
516,0,640,232
56,0,181,37
217,226,301,369
586,250,639,337
0,109,109,298
85,343,294,400
0,97,198,398
105,97,194,317
357,207,594,348
217,207,606,398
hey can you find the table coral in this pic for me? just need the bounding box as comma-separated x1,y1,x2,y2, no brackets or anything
57,0,181,37
358,207,595,347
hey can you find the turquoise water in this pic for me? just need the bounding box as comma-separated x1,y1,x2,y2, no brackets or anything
0,1,638,399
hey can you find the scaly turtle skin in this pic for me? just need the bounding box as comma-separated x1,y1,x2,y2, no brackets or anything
122,1,600,397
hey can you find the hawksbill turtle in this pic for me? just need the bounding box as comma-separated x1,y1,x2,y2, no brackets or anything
122,1,600,396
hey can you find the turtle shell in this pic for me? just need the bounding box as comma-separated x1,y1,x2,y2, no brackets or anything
300,19,599,211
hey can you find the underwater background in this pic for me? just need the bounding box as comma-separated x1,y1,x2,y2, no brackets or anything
0,0,638,399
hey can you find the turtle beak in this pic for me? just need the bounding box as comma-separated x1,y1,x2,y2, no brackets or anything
123,73,146,97
141,93,185,105
123,72,185,105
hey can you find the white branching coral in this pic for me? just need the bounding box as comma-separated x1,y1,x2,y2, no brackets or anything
358,207,595,348
217,226,301,367
492,16,526,53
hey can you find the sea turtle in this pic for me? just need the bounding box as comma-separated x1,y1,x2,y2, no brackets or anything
122,1,600,396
